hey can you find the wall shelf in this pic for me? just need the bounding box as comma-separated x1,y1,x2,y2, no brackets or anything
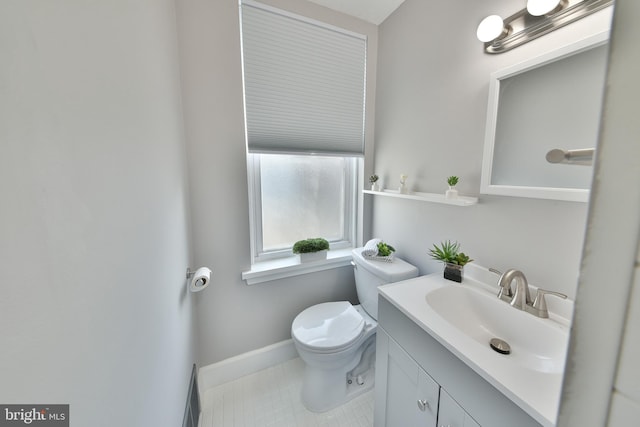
363,189,478,206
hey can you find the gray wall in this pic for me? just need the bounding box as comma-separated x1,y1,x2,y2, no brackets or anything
175,0,378,365
372,0,612,299
178,0,612,367
0,1,196,425
0,4,616,421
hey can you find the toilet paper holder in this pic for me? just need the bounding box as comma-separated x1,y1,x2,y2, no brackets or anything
186,267,210,279
186,266,212,293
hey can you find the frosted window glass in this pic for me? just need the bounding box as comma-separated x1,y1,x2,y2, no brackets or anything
260,154,346,251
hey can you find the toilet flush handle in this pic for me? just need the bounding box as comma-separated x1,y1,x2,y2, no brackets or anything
351,261,357,269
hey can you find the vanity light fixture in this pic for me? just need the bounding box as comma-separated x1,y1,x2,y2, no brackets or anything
477,0,613,54
476,15,509,43
526,0,566,16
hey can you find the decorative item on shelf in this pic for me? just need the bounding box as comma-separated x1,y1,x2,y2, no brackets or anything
369,174,380,191
293,237,330,263
399,174,409,194
445,176,459,199
428,240,473,283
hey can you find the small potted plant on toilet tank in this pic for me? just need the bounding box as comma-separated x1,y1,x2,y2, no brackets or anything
428,240,473,283
293,237,330,263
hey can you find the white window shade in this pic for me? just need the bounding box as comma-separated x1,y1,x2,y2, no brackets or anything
240,1,367,156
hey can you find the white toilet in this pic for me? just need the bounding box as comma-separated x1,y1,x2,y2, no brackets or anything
291,247,419,412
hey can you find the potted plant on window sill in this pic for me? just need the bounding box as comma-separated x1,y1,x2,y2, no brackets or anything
293,238,330,263
428,240,473,283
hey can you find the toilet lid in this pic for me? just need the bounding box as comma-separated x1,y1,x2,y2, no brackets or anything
292,302,365,351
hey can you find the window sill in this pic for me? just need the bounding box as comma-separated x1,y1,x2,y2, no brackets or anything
242,248,354,285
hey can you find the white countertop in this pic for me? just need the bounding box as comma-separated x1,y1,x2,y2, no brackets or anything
378,267,572,427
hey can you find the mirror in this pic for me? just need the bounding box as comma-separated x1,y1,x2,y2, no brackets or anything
480,31,609,202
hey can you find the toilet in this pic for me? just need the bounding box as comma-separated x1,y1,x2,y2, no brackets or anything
291,247,419,412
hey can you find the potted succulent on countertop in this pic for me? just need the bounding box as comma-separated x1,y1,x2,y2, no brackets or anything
369,174,380,191
293,237,330,263
428,240,473,283
445,176,459,199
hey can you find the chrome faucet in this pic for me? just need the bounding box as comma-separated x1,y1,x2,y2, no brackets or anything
498,269,532,310
493,268,567,318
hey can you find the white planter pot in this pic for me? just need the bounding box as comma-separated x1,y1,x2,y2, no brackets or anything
445,186,459,199
298,251,328,263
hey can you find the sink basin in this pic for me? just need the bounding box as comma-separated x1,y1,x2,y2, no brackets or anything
426,284,568,374
378,269,573,427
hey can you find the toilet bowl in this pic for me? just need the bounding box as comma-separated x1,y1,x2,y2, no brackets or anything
291,247,418,412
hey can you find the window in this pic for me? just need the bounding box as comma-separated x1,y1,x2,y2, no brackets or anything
248,153,357,261
240,1,366,265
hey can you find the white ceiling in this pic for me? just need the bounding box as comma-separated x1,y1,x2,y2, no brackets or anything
305,0,406,24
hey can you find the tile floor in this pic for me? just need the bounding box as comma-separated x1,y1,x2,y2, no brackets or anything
199,357,374,427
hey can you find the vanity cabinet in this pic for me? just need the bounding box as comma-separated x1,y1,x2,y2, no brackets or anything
375,328,480,427
374,297,542,427
438,389,481,427
378,333,439,426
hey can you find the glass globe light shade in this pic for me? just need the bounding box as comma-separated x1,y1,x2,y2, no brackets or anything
527,0,562,16
476,15,505,43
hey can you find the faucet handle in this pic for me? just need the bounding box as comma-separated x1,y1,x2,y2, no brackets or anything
489,268,502,276
532,289,567,318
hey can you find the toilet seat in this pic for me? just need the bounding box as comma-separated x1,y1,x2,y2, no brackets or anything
292,302,365,353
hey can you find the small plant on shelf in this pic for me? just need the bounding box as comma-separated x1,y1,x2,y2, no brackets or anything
293,238,330,263
369,174,380,191
428,240,473,283
445,176,459,199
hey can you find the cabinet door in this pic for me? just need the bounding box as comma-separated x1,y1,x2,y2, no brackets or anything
384,337,439,426
438,389,481,427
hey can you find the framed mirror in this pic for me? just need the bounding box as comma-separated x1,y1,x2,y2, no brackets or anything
480,31,609,202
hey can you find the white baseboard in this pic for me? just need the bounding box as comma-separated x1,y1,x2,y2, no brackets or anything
198,339,298,393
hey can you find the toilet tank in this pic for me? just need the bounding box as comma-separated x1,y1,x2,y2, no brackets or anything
351,248,419,320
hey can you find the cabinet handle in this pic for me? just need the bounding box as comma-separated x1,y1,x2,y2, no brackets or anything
417,399,430,411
